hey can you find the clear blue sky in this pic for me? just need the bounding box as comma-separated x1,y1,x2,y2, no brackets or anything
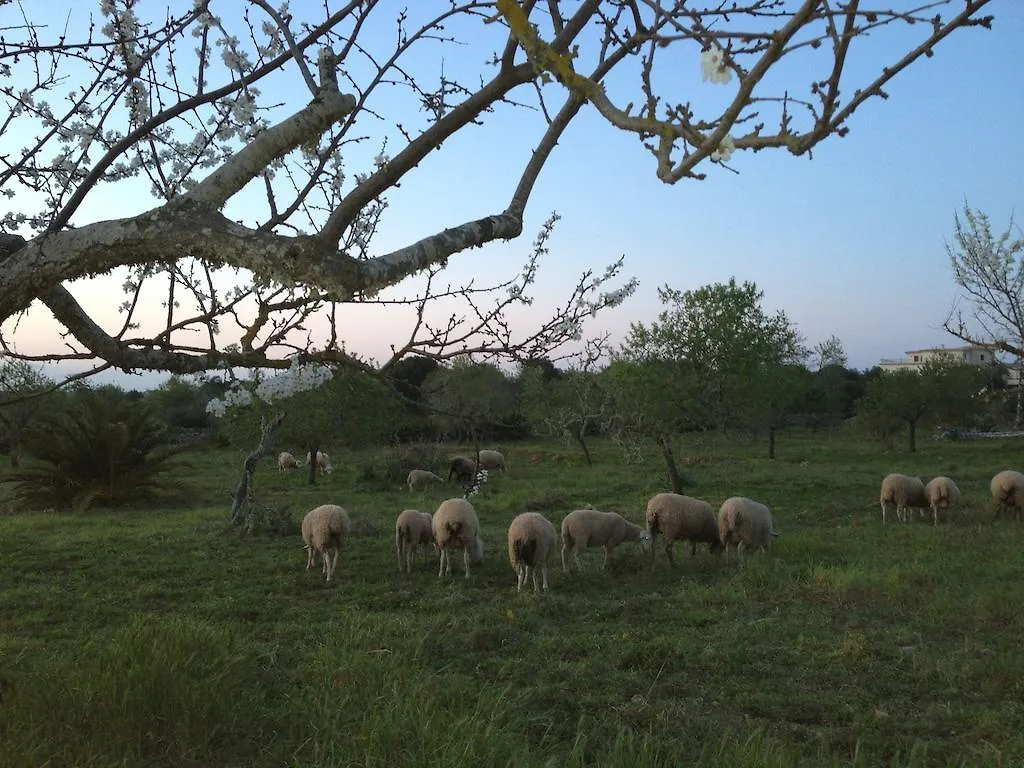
6,1,1023,387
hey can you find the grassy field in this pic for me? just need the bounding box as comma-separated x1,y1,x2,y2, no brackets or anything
2,429,1024,767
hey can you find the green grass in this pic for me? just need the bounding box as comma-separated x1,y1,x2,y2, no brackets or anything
2,430,1024,766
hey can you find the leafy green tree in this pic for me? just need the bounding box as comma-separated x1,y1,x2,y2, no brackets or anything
0,359,56,467
2,389,186,511
422,358,518,443
741,363,815,459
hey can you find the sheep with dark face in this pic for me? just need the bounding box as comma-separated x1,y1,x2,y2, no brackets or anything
277,451,303,471
560,508,652,572
301,504,350,583
432,498,485,579
645,492,722,566
507,512,557,592
447,456,475,484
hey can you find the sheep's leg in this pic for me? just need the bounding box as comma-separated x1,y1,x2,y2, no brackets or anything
463,548,471,579
738,541,748,569
327,550,339,582
540,563,548,591
602,544,613,570
881,501,887,524
437,549,447,578
665,542,676,568
932,504,939,527
573,549,585,572
305,546,314,570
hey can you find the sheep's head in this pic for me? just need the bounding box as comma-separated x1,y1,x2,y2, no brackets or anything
637,531,653,553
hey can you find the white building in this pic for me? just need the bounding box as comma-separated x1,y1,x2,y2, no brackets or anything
878,344,1018,385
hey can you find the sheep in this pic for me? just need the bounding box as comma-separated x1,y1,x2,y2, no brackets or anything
301,504,350,583
447,455,475,484
560,508,652,572
645,492,722,566
479,449,507,473
991,469,1024,520
277,451,303,471
395,508,435,573
507,512,557,592
432,498,485,578
717,497,774,569
879,473,928,524
407,469,445,492
924,476,961,526
307,450,334,474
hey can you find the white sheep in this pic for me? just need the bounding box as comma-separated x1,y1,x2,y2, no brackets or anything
507,512,557,592
879,473,928,524
407,469,445,491
479,449,507,473
395,508,435,573
645,492,722,566
560,508,652,572
924,476,961,526
301,504,350,583
277,451,303,471
991,469,1024,520
447,455,475,484
432,498,485,578
307,450,334,474
717,497,774,569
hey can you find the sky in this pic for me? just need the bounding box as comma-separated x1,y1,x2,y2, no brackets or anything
4,1,1023,389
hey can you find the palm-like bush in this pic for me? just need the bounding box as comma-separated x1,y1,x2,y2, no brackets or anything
2,390,189,511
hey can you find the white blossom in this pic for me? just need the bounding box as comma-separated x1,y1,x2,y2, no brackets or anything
373,153,389,169
701,44,731,85
710,133,735,162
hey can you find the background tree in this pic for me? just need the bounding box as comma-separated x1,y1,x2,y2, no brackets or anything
0,2,993,383
943,203,1024,426
741,363,815,459
0,359,56,467
422,358,519,444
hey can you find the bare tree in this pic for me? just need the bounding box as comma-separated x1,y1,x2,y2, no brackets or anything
943,203,1024,425
0,1,994,380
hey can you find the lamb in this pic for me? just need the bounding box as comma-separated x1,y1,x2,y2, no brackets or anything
924,476,961,526
479,449,507,473
407,469,445,491
300,504,350,583
432,498,485,578
395,508,435,573
879,473,929,524
645,492,723,566
277,451,303,471
306,450,334,474
991,469,1024,520
507,512,557,592
717,497,774,569
447,455,475,484
560,508,652,572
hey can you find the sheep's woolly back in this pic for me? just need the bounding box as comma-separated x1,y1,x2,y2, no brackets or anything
507,512,557,592
277,451,302,471
645,492,722,564
991,469,1024,519
301,504,351,582
407,469,444,491
560,508,651,572
924,476,961,526
479,449,507,472
879,473,928,524
395,508,434,572
717,497,773,568
432,498,484,578
306,451,334,474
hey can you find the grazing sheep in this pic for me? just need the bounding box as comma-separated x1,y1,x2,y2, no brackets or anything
560,508,652,572
447,456,475,484
507,512,557,592
301,504,350,583
432,498,485,578
991,469,1024,520
717,497,773,569
645,492,722,566
395,508,435,573
307,450,334,474
479,449,507,473
277,451,303,471
879,473,928,524
924,476,961,526
407,468,445,492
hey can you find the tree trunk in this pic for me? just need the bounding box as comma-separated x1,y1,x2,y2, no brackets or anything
659,435,684,494
306,441,320,486
231,411,286,529
1016,359,1023,428
574,427,593,467
908,419,917,453
767,424,777,460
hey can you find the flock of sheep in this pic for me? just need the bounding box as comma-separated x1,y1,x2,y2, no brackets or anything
295,448,776,591
290,446,1024,590
880,469,1024,525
